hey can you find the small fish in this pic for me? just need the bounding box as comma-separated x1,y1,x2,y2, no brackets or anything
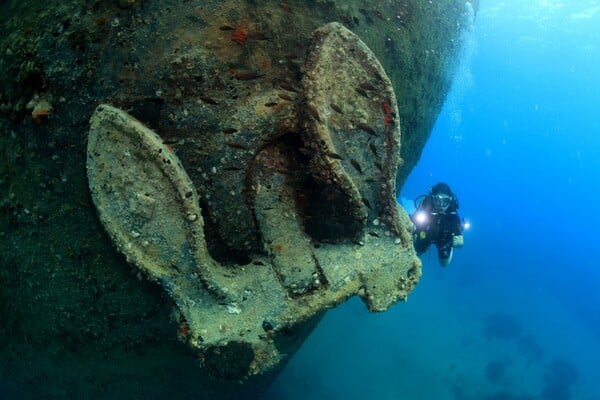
278,93,293,101
299,147,314,157
362,197,372,209
373,161,383,171
280,82,298,92
350,159,363,174
312,174,329,185
280,2,292,13
326,152,344,160
330,103,343,114
339,14,352,27
382,102,393,115
359,8,374,24
249,31,270,41
226,142,249,150
275,167,291,175
357,123,376,136
235,71,263,80
264,102,278,107
284,52,302,61
368,231,380,238
219,25,235,31
359,82,377,91
355,87,368,98
200,96,219,105
222,128,238,134
369,143,378,157
307,104,322,123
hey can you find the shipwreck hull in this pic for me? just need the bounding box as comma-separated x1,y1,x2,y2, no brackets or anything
0,1,471,398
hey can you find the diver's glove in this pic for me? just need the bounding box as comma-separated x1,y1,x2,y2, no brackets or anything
452,235,464,248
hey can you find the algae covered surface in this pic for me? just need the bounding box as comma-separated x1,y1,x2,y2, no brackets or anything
0,0,470,398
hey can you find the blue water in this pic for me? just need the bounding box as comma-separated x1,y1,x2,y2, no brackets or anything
264,2,600,399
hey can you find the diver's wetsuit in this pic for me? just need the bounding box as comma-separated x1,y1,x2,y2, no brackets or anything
412,196,463,260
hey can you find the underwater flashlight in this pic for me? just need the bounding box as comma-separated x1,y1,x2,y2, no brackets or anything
414,210,428,226
462,220,471,230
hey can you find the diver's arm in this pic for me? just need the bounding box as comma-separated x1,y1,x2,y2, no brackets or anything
450,213,464,247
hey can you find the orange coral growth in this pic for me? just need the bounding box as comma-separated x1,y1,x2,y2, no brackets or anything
382,102,392,115
231,27,249,45
179,321,189,337
28,95,53,124
97,15,108,26
270,101,289,113
280,3,292,13
382,102,395,124
31,108,51,124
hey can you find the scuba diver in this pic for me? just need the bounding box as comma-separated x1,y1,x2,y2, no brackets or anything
411,182,465,266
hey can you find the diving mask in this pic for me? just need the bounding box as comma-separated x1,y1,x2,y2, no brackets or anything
432,193,452,211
